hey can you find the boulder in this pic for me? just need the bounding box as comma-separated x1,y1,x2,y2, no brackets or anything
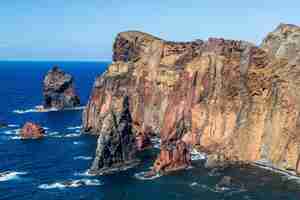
20,122,45,139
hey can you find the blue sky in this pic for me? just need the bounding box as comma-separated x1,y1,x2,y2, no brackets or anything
1,0,299,61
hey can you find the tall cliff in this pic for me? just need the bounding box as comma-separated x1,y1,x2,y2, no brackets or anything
83,24,300,175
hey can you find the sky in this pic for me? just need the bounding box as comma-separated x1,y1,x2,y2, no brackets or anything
0,0,299,61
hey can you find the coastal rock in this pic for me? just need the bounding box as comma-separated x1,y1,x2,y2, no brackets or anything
84,24,300,175
20,122,45,139
43,66,80,109
153,140,191,173
0,121,7,128
89,96,138,175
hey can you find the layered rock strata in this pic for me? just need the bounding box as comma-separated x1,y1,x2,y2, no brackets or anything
83,24,300,175
43,66,80,109
20,122,45,139
89,96,138,175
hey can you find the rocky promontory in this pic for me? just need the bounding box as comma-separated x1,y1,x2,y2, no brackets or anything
20,122,45,139
83,24,300,176
43,66,80,109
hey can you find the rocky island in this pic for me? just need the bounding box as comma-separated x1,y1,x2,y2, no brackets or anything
20,122,45,139
43,66,80,109
83,23,300,176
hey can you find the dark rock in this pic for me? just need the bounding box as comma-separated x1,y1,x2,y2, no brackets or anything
43,66,80,109
89,96,138,175
20,122,45,139
0,121,7,128
217,176,233,188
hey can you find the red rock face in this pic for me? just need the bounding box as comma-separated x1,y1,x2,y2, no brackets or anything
84,24,300,175
20,122,45,139
154,140,191,173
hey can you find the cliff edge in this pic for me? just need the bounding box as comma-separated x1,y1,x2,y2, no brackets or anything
83,24,300,175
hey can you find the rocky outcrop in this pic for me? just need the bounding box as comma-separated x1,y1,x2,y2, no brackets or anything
43,66,80,109
20,122,45,139
0,121,7,128
89,96,138,175
83,24,300,175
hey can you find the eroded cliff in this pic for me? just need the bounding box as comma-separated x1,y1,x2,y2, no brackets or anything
83,24,300,175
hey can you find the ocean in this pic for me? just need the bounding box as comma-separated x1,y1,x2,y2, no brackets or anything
0,61,299,200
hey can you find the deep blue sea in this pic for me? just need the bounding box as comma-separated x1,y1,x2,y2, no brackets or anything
0,61,300,200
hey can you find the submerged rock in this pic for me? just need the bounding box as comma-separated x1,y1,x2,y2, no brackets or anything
0,121,7,128
89,96,138,175
83,24,300,175
20,122,45,139
43,66,80,109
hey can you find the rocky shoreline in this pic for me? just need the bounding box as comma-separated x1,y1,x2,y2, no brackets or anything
83,23,300,176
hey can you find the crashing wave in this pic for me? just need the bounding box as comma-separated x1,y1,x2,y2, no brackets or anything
191,149,207,161
253,160,300,183
0,171,27,182
13,105,85,114
151,137,161,149
134,171,162,180
73,156,93,160
38,179,102,189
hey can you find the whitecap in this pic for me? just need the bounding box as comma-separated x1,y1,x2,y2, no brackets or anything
0,171,27,182
13,106,85,115
9,136,21,140
38,179,102,190
134,171,162,180
51,133,81,138
66,126,82,130
7,124,19,128
73,156,93,160
74,170,95,177
73,141,83,145
47,131,59,136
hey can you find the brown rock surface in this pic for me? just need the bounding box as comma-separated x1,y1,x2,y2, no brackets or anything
20,122,45,139
83,24,300,175
43,66,80,109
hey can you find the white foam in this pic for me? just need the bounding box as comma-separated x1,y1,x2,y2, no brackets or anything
4,129,20,135
134,171,162,180
0,171,27,182
73,156,93,160
253,160,300,183
74,170,95,177
38,179,102,189
51,133,81,138
7,124,19,128
151,137,161,149
66,126,82,130
191,149,207,161
13,106,85,114
73,141,83,145
9,136,21,140
47,131,59,136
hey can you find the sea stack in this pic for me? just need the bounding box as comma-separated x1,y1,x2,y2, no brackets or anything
20,122,45,139
43,66,80,109
89,96,138,175
83,24,300,175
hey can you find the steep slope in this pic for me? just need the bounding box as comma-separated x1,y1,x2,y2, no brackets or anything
83,24,300,175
